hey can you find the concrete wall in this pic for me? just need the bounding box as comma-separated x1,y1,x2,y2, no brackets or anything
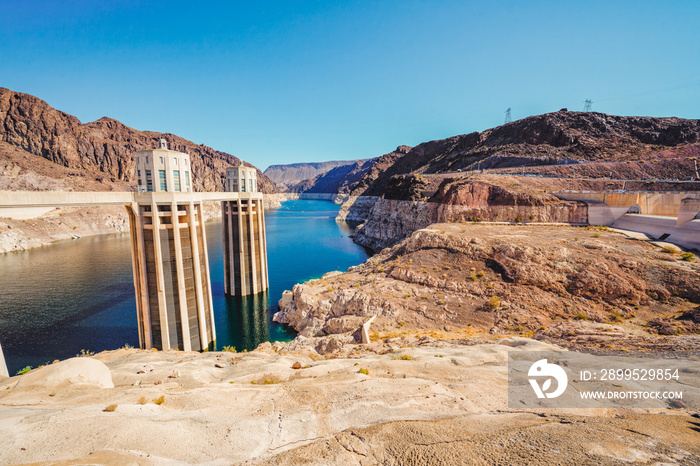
677,198,700,226
668,219,700,251
555,191,700,251
552,191,698,221
612,214,700,251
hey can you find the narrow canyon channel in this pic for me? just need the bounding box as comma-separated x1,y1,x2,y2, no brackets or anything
0,200,370,374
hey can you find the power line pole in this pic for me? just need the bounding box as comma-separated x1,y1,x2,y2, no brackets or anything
504,108,512,124
583,99,593,112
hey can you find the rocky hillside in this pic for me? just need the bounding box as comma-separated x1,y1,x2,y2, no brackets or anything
263,159,367,191
334,112,700,252
347,111,700,199
0,87,277,193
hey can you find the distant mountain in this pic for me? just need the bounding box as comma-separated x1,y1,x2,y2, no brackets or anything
0,87,277,193
288,158,377,194
264,160,367,191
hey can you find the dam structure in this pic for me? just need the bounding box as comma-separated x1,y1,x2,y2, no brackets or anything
222,166,269,296
0,139,269,353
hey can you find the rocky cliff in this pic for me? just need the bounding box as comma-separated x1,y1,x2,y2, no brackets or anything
351,175,588,251
0,87,277,193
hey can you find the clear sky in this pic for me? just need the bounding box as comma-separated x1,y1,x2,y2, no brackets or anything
1,1,698,170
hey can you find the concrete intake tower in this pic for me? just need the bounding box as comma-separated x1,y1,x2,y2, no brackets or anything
126,140,268,352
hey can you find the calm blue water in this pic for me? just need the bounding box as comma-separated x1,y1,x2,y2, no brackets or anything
0,200,369,374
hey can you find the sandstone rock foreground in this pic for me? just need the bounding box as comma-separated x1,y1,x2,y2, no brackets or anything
0,341,698,464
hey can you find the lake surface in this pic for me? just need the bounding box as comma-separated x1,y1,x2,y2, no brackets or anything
0,200,369,374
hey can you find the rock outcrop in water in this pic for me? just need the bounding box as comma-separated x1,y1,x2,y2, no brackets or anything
276,222,700,353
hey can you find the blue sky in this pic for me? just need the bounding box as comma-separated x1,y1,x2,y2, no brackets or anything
1,0,698,169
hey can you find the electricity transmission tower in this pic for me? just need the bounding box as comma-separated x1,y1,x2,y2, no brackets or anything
504,108,512,124
583,99,593,112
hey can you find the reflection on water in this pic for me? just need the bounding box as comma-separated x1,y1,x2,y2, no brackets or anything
0,233,138,372
217,293,270,351
0,200,370,374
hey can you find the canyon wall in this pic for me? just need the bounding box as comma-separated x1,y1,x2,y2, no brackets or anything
344,179,588,252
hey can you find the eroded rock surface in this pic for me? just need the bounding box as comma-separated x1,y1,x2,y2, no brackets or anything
276,223,700,352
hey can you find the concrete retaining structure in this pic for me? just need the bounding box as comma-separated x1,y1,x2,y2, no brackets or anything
553,191,700,251
667,219,700,251
551,191,698,224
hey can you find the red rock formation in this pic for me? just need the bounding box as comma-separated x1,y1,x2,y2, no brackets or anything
0,87,277,193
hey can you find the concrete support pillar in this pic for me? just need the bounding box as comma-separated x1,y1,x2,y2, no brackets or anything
222,193,269,296
126,195,215,351
0,341,8,378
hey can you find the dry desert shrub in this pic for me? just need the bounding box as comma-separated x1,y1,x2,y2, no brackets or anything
104,404,117,412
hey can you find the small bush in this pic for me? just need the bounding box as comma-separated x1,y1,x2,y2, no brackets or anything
104,404,117,412
592,232,601,238
514,216,522,223
680,252,695,261
16,366,32,376
609,311,624,323
358,368,369,375
476,270,485,278
77,349,94,357
661,246,677,254
392,354,413,361
486,296,500,309
251,374,282,385
222,345,237,353
470,273,478,281
152,395,165,405
574,313,588,321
